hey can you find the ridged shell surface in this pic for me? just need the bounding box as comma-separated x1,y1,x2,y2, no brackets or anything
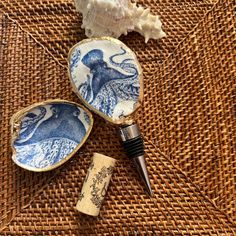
75,0,166,42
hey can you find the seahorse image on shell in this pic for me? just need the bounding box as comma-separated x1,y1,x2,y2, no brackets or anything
69,38,143,124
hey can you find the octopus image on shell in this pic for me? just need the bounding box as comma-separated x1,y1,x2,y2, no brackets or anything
11,101,93,171
69,38,143,123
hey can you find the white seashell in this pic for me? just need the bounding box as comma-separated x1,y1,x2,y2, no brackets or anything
74,0,166,43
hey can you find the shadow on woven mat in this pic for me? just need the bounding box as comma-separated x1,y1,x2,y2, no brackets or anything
0,0,235,234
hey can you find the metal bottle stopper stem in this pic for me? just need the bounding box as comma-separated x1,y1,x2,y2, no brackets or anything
119,123,152,196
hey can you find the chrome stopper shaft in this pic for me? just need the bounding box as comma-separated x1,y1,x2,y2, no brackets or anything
119,123,152,196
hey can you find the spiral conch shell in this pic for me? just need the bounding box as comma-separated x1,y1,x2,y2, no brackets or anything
74,0,166,43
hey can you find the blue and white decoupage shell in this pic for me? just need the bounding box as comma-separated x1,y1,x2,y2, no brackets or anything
10,100,93,171
68,37,143,124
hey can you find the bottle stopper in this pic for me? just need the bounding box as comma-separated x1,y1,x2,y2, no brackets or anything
68,37,152,196
76,152,116,216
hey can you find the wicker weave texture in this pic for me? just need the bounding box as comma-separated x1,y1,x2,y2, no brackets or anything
0,0,235,234
0,0,214,66
2,142,235,235
0,14,75,229
136,0,236,221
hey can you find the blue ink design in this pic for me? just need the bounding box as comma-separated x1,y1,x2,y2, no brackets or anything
13,103,91,169
71,46,140,118
83,111,91,125
70,48,81,73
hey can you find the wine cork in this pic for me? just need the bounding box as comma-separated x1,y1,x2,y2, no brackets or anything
76,152,116,216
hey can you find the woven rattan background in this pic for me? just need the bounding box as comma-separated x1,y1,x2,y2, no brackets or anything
0,0,235,234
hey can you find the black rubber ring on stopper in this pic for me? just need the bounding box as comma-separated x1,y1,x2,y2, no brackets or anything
122,136,144,159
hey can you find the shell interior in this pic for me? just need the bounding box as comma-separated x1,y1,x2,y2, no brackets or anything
11,101,93,171
68,38,143,124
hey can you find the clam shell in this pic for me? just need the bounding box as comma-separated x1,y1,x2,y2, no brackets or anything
68,37,143,125
10,100,93,172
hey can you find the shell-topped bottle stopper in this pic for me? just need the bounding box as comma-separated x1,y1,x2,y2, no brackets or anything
68,37,143,124
68,37,152,195
74,0,166,43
